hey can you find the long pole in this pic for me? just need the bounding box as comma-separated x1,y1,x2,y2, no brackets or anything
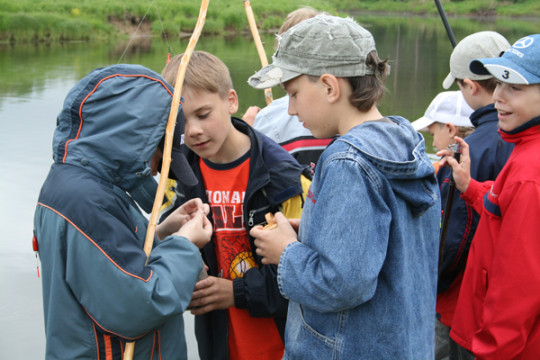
433,0,458,275
243,0,273,105
438,145,461,274
123,0,210,358
434,0,457,47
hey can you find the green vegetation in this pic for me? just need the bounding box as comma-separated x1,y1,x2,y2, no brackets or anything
1,0,539,43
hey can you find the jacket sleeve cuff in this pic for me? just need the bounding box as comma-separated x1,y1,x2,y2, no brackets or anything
233,278,248,309
461,179,481,202
277,241,301,300
461,179,492,214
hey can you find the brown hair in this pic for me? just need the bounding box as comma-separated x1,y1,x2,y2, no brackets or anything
436,122,475,138
161,51,233,99
457,78,498,93
346,51,390,112
457,126,475,138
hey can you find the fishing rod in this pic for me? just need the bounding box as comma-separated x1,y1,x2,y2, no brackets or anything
123,0,210,358
434,0,457,47
438,143,461,273
433,0,459,275
243,0,273,105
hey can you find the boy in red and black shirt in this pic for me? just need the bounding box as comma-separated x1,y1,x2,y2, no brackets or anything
161,51,311,360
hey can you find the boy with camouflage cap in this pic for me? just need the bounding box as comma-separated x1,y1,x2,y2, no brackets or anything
249,15,440,359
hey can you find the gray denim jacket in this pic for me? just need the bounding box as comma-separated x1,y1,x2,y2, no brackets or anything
278,116,440,359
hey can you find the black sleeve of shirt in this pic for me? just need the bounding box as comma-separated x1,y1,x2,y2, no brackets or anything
233,265,288,318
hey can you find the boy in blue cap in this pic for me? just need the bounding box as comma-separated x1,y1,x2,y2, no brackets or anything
249,15,440,359
439,34,540,359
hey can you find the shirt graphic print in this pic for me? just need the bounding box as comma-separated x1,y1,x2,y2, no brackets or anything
200,154,284,360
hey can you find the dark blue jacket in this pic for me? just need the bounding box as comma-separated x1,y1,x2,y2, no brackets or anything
438,104,514,293
164,117,310,360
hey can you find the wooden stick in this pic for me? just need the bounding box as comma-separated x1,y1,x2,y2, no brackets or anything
123,1,210,358
243,0,273,105
143,0,209,257
263,213,277,230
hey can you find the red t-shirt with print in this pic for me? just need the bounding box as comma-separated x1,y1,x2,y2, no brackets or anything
200,155,284,360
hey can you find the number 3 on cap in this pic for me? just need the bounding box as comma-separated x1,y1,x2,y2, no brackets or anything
502,70,510,80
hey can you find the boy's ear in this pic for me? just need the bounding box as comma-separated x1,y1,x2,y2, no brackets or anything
463,78,480,95
446,123,458,137
320,74,341,103
227,89,239,114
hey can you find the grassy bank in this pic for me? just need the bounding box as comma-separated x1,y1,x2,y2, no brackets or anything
1,0,539,43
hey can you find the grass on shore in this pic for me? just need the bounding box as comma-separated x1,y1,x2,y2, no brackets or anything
1,0,539,43
0,0,340,43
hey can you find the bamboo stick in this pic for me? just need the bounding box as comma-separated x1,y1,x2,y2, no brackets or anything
243,0,273,105
123,0,210,358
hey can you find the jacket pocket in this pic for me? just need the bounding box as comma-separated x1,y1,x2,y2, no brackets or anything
285,304,339,360
475,268,488,299
474,268,489,327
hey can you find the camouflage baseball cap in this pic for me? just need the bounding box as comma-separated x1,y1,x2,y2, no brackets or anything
248,15,377,89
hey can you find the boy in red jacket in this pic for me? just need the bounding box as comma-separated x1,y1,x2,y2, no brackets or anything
439,34,540,359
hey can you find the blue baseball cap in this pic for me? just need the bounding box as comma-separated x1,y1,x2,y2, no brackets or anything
470,34,540,85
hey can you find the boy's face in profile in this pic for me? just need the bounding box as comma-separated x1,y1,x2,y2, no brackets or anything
181,87,239,163
284,75,337,138
493,82,540,132
428,122,455,152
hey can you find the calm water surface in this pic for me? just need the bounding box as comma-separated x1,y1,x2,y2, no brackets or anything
0,14,536,358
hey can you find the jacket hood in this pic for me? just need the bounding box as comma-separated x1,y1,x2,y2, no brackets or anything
340,116,438,216
52,64,178,210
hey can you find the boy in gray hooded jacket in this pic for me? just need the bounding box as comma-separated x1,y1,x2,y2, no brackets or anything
249,15,440,359
34,64,212,359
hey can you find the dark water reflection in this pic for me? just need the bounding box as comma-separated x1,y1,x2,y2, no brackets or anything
0,14,536,358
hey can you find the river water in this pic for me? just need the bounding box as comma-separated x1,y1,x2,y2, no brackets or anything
0,14,536,359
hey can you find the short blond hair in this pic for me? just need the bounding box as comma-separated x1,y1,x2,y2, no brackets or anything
161,51,233,99
275,7,319,49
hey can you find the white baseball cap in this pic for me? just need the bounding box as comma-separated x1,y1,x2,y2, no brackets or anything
411,91,473,132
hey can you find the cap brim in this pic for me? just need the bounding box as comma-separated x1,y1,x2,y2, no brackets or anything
470,57,539,85
248,64,301,90
411,116,436,132
442,72,455,89
170,148,198,186
469,59,492,76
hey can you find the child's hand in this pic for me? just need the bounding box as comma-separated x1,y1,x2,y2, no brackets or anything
157,198,209,239
250,212,298,265
188,276,234,315
241,106,261,126
288,218,301,233
174,209,213,248
437,136,472,193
